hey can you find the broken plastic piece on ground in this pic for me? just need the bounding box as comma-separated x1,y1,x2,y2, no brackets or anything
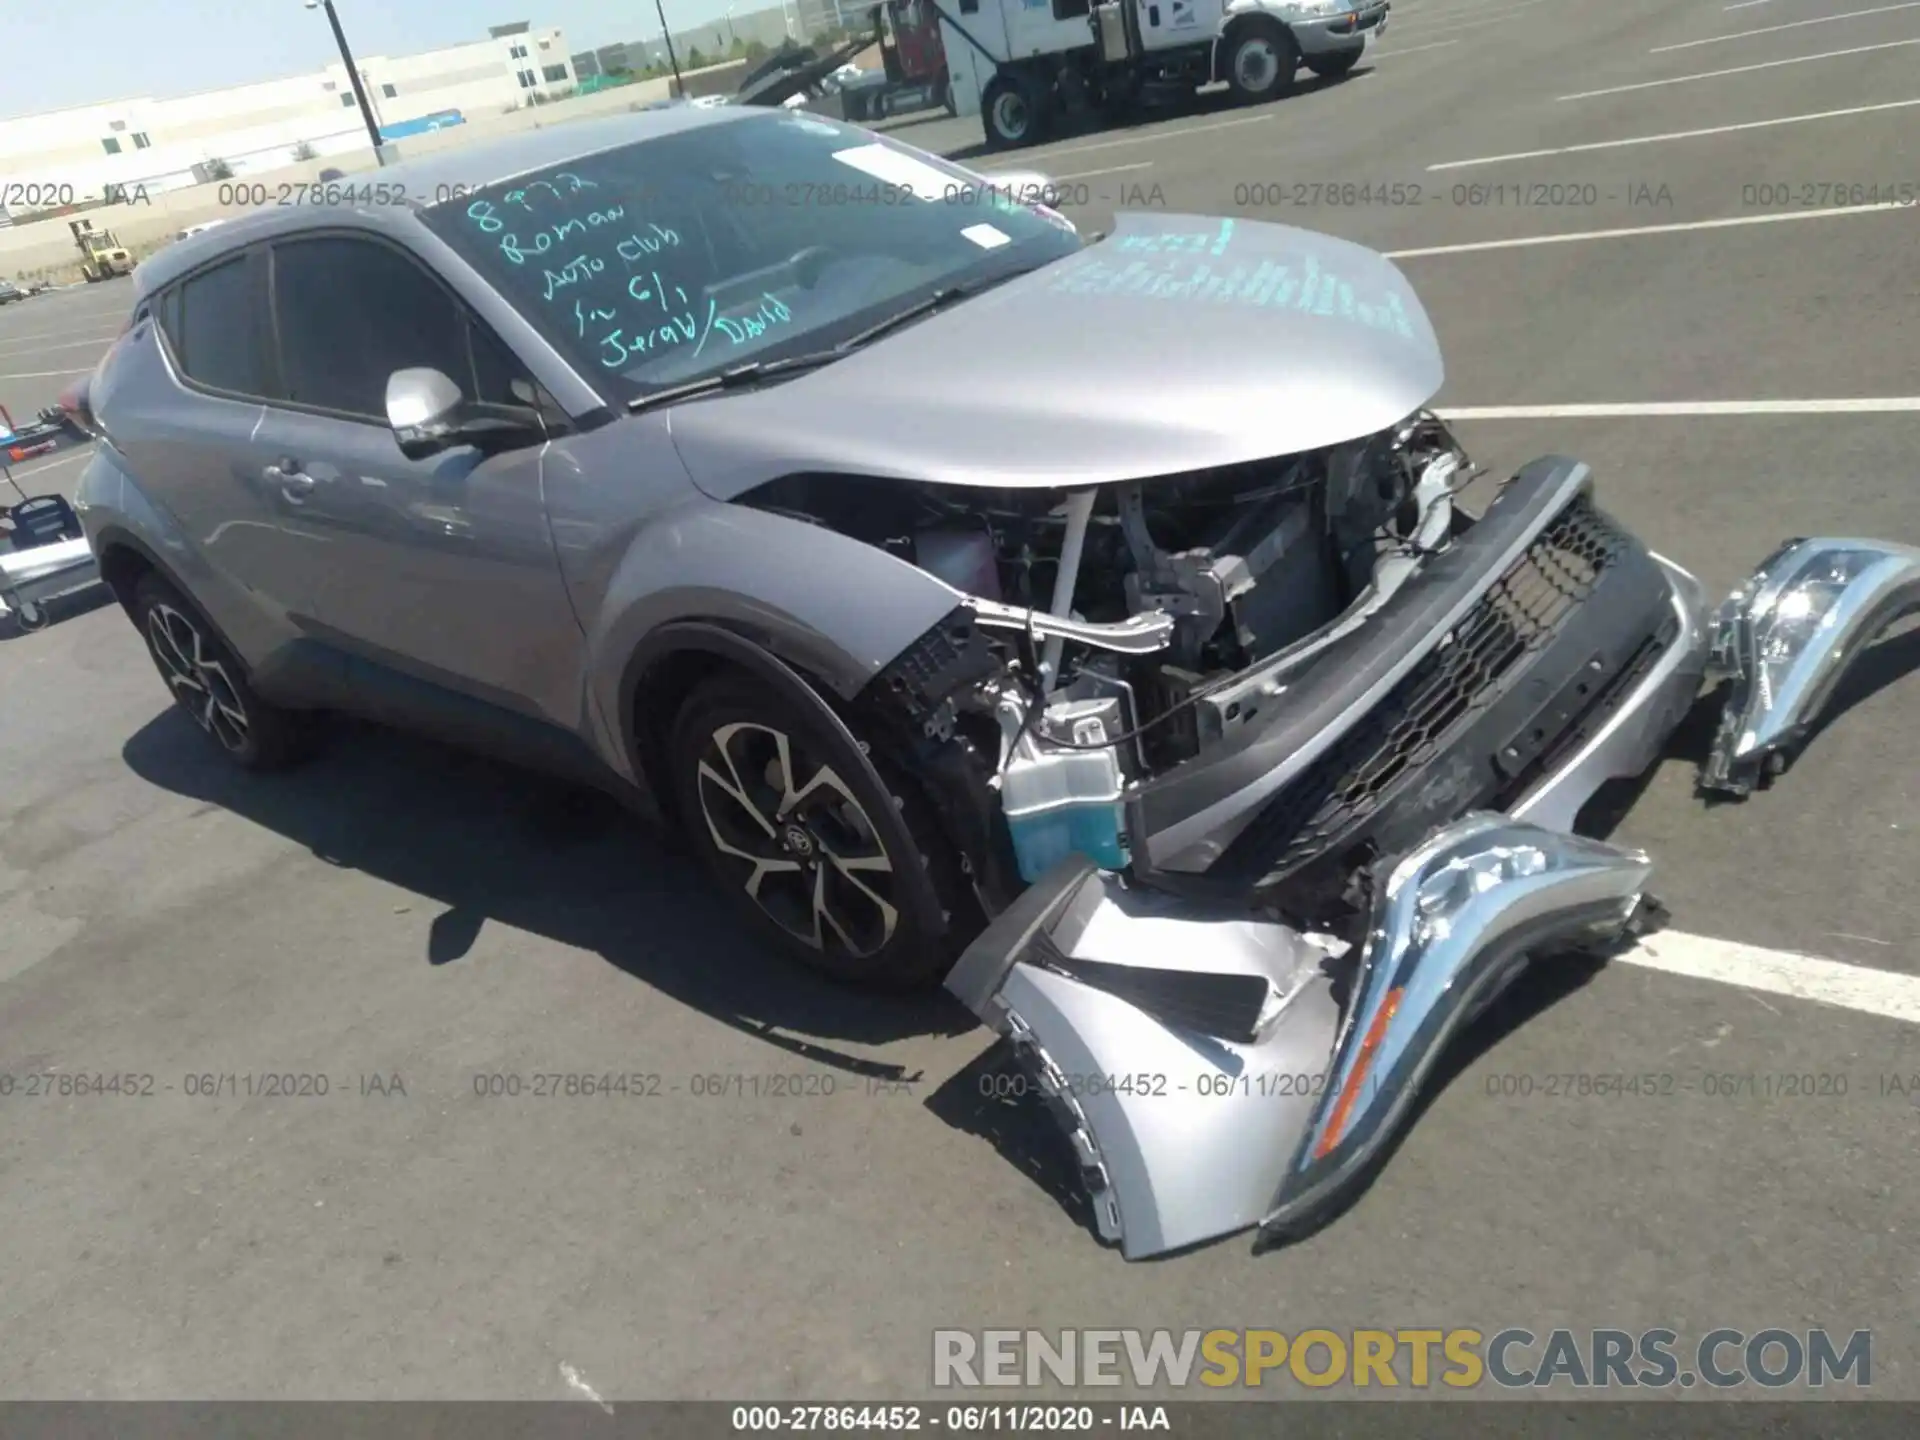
945,814,1657,1260
1701,537,1920,797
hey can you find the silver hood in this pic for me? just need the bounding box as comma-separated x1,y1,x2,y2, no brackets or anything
669,212,1445,498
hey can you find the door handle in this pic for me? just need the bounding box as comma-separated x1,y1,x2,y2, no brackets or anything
265,460,315,498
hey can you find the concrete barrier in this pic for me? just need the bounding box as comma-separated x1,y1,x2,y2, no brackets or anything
0,60,749,284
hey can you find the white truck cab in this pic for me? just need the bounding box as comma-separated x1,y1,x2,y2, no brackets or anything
938,0,1388,148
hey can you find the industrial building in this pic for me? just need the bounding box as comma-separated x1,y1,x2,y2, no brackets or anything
569,1,873,83
0,21,576,204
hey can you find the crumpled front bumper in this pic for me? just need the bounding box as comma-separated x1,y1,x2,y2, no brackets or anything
947,534,1920,1260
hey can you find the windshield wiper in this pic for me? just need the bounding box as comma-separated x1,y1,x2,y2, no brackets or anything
835,264,1045,353
626,265,1047,415
626,350,841,414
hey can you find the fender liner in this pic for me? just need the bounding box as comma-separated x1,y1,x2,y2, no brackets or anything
620,620,953,939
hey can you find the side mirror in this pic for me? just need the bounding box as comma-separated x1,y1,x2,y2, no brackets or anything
387,367,467,460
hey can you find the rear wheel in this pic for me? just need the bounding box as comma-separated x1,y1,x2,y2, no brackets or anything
1305,48,1363,80
981,71,1052,150
1224,20,1300,105
132,573,314,771
11,599,48,632
668,671,973,988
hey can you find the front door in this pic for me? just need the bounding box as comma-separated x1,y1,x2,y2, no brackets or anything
253,232,585,730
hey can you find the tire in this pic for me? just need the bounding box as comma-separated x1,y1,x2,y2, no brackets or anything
980,71,1052,151
1305,48,1363,80
668,671,973,989
12,599,48,632
132,572,314,771
1224,20,1300,105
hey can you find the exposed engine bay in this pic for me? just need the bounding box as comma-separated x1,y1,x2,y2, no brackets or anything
739,411,1472,908
735,418,1920,1262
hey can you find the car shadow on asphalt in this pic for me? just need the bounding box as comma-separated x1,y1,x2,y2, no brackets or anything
121,710,980,1077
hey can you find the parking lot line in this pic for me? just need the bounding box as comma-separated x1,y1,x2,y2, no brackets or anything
1385,199,1914,258
0,335,120,356
1,448,94,482
1383,39,1464,56
1618,931,1920,1026
1653,1,1920,52
1411,0,1559,37
1054,162,1153,181
1427,96,1920,169
0,367,93,381
1560,37,1920,101
1027,113,1271,162
1438,399,1920,417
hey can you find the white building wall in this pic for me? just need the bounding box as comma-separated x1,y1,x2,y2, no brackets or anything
0,26,573,205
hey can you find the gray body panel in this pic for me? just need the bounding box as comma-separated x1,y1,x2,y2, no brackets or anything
670,211,1444,497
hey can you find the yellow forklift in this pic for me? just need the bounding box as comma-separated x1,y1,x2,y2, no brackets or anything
72,218,134,282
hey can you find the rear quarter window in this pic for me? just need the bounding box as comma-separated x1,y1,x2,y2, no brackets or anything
167,255,267,397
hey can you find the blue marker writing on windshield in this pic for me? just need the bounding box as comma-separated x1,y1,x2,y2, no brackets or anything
615,223,681,261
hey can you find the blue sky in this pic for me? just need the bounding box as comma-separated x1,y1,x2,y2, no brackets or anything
5,0,749,119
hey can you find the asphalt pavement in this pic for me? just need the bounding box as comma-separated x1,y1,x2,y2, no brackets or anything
1,0,1917,1404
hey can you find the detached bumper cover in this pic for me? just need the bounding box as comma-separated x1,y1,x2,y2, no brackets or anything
947,815,1657,1260
1700,537,1920,797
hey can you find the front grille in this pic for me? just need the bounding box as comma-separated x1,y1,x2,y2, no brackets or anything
1211,495,1630,886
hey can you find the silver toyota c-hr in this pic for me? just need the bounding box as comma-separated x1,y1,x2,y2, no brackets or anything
73,105,1920,1259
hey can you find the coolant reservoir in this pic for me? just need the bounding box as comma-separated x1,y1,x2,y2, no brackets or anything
1001,698,1128,881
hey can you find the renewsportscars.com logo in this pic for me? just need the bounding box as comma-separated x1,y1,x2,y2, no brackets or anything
932,1328,1873,1391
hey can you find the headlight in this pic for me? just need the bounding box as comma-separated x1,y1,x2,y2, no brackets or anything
1702,537,1920,793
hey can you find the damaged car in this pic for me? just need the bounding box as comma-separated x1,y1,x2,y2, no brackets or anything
75,105,1920,1258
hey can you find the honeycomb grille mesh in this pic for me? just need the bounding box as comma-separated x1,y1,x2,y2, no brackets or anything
1216,495,1630,885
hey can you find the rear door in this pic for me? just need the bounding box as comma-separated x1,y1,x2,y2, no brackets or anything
251,230,586,729
105,247,329,675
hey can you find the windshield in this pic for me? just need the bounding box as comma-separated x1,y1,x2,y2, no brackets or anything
419,111,1081,401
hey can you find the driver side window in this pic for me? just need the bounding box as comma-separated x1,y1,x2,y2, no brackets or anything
268,235,529,420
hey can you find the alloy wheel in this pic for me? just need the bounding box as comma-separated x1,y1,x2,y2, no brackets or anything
147,602,250,752
694,720,900,959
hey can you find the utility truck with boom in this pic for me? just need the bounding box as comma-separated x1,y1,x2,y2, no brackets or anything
938,0,1387,148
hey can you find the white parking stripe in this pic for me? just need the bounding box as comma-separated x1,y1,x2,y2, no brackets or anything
1438,399,1920,418
1413,0,1559,36
1617,932,1920,1027
1385,199,1914,258
1427,97,1920,170
2,449,95,482
0,368,92,381
1653,1,1920,52
1560,37,1920,101
1726,0,1776,8
1054,163,1154,181
0,337,117,356
1384,39,1464,57
1027,113,1271,162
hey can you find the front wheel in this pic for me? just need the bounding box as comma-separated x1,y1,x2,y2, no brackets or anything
132,573,315,771
980,72,1052,150
1224,21,1301,105
1305,48,1363,80
668,671,973,988
11,599,48,632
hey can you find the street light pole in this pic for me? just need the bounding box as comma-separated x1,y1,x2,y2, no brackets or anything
306,0,386,162
652,0,685,95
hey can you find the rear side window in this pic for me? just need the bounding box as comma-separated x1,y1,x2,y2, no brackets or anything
270,237,471,419
169,256,265,396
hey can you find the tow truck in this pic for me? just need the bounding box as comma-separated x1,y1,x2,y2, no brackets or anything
935,0,1388,149
71,218,134,283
